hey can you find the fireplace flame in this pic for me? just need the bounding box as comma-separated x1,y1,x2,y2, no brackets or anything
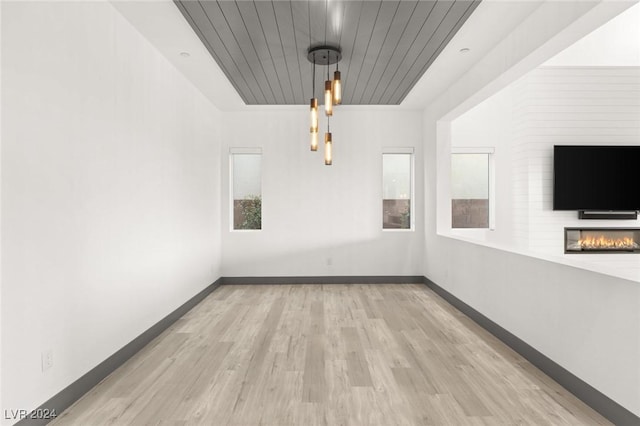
577,235,639,250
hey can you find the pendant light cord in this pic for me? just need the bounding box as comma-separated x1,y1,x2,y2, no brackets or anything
327,50,330,80
327,50,331,133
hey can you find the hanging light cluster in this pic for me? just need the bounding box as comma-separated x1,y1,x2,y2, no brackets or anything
307,45,342,166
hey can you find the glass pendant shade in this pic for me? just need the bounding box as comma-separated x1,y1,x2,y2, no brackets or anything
324,80,333,116
324,132,332,165
310,129,319,151
333,70,341,105
310,98,319,151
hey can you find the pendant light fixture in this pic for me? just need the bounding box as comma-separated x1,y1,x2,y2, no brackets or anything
307,45,341,165
333,63,342,105
309,53,319,151
325,117,332,166
324,54,333,117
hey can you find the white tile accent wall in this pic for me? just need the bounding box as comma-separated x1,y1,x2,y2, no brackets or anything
513,66,640,274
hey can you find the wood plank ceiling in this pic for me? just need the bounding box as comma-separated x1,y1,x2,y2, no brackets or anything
175,0,480,105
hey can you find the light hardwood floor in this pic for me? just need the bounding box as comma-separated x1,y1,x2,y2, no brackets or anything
52,284,611,425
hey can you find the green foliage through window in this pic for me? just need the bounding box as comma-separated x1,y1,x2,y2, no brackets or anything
237,195,261,230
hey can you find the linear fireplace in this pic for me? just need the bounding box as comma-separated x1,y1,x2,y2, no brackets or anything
565,228,640,254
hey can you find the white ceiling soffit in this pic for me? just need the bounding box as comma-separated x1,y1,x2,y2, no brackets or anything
111,0,525,111
434,0,637,120
111,0,634,112
110,0,245,110
401,0,543,109
174,0,481,106
544,1,640,67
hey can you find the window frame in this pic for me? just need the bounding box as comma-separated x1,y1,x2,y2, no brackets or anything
382,147,415,232
229,147,263,232
450,147,495,230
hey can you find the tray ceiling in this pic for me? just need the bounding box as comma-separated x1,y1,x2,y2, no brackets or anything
175,0,480,105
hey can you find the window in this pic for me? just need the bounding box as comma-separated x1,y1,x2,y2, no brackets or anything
230,149,262,230
451,148,494,229
382,149,413,230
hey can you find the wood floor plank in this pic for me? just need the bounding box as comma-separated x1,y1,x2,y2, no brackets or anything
52,283,612,426
309,300,325,335
342,327,373,387
302,334,326,403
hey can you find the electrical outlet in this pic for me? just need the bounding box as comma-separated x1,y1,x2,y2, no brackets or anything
42,349,53,372
326,257,333,266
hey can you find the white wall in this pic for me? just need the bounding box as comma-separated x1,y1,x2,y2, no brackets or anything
0,1,221,422
545,2,640,67
221,108,423,277
424,0,640,417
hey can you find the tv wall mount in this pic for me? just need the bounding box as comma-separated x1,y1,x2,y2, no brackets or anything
579,211,638,220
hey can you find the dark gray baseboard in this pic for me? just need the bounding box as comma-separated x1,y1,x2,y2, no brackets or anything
221,275,425,285
423,276,639,426
14,279,222,426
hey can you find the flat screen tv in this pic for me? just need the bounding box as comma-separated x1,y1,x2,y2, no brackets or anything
553,145,640,211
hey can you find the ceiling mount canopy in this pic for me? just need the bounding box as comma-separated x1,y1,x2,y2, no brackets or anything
307,45,342,66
